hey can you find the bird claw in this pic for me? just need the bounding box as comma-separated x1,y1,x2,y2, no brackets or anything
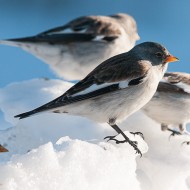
104,135,142,157
104,135,117,142
181,141,190,146
135,148,142,157
115,139,138,145
169,130,181,140
130,132,144,140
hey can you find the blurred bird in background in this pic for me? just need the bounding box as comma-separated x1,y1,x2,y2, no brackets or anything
143,72,190,136
0,13,139,81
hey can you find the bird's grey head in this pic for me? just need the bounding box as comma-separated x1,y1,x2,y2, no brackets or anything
110,13,140,42
132,42,179,66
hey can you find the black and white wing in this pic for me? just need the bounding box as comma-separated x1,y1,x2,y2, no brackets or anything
164,72,190,85
2,15,121,45
15,52,150,119
158,72,190,94
38,15,121,41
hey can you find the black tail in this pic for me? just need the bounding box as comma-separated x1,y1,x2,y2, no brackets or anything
4,33,95,45
14,110,38,119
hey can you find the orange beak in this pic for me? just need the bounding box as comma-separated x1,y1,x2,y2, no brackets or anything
165,55,179,63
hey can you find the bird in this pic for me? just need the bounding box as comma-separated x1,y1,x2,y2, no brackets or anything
0,13,139,80
14,42,179,156
143,72,190,136
0,144,8,153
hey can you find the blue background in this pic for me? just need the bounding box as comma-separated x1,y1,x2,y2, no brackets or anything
0,0,190,87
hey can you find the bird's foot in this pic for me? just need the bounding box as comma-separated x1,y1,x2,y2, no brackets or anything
171,131,181,136
169,129,181,139
104,135,137,145
182,141,190,145
127,139,142,156
104,135,117,142
130,132,144,139
104,134,142,157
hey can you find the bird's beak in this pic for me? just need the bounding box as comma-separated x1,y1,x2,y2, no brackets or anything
165,55,179,63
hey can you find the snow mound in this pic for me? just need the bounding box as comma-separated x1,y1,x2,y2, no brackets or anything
0,79,190,190
0,137,144,190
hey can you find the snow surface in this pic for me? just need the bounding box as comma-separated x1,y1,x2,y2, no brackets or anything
0,79,190,190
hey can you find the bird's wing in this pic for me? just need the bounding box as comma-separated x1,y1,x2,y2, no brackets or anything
164,72,190,85
2,33,99,44
33,15,120,43
157,82,189,94
1,16,121,46
161,72,190,93
15,53,150,119
39,15,121,38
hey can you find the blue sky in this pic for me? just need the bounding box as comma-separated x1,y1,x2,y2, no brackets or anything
0,0,190,87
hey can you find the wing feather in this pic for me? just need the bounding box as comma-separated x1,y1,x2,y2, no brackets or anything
164,72,190,85
4,15,122,45
161,72,190,94
5,33,96,44
39,15,121,36
15,52,150,119
157,82,189,94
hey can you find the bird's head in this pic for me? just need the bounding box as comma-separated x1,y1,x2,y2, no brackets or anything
133,42,179,67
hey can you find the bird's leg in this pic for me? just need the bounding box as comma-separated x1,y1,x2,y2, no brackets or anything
161,123,168,131
180,124,190,145
179,123,190,135
104,119,142,156
104,119,118,141
179,124,185,133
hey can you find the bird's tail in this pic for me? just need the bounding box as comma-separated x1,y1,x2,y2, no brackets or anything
14,98,59,119
0,35,42,46
14,109,39,119
0,39,23,47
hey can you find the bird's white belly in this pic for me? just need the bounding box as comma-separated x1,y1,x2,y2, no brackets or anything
20,36,134,80
143,93,190,125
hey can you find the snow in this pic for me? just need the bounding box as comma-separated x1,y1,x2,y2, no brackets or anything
0,78,190,190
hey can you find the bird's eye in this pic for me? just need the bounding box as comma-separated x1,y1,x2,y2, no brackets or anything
155,52,163,58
